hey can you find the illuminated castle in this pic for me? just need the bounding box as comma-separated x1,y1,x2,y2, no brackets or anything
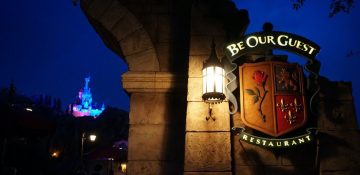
71,76,105,118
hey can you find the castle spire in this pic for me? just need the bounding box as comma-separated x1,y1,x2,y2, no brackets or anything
84,76,90,90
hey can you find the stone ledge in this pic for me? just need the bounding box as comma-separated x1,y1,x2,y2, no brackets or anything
122,71,187,93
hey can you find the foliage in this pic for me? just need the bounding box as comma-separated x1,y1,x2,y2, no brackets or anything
292,0,354,17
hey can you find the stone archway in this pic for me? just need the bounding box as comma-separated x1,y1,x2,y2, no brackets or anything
81,0,190,174
81,0,159,71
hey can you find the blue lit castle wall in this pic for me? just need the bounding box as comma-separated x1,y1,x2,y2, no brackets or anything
72,76,105,118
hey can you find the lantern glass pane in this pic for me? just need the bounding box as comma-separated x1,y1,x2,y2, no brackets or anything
214,66,224,93
202,69,207,94
206,67,215,93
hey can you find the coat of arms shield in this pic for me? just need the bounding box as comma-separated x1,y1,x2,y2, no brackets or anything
239,61,307,137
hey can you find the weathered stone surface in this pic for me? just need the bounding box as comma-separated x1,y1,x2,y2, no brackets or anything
111,12,143,42
124,48,159,71
127,161,182,175
280,144,316,166
231,112,243,127
156,15,172,43
187,77,202,102
321,170,356,175
85,0,113,19
232,136,281,166
233,165,264,175
231,165,316,175
128,125,184,161
190,36,225,56
156,44,171,71
318,80,353,100
99,0,127,29
184,132,231,171
129,93,186,125
264,166,314,175
317,100,358,130
191,18,226,36
122,72,156,91
188,55,206,78
186,102,230,131
319,130,360,173
122,71,187,92
155,72,187,91
119,28,154,56
184,172,231,175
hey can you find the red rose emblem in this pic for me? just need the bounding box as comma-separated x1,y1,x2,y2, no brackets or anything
252,70,268,86
246,70,269,122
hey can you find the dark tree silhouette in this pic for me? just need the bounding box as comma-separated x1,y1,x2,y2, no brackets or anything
8,81,16,104
292,0,354,17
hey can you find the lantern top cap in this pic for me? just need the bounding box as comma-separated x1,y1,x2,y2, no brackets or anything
204,39,223,68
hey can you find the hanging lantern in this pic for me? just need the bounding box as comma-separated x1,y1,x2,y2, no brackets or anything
202,40,226,121
202,40,226,104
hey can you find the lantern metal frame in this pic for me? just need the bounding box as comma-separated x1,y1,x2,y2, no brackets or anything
202,40,226,121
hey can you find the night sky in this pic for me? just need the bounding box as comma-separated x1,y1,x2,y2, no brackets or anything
1,1,359,125
0,1,129,111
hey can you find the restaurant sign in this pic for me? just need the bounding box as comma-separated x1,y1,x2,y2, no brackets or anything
225,31,320,148
232,127,317,148
225,31,320,60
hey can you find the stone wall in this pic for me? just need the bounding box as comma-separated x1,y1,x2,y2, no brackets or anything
184,1,248,174
81,0,192,174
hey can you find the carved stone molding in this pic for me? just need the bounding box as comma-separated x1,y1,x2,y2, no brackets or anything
122,71,187,93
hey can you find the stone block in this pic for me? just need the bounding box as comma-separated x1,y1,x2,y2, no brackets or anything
122,71,187,92
232,136,281,166
151,4,172,14
318,130,360,173
264,166,314,175
129,93,186,125
187,77,203,102
119,28,153,56
318,81,353,100
280,144,316,166
188,55,206,78
155,72,187,91
316,100,358,130
127,161,182,175
233,165,264,175
86,0,113,19
128,125,184,161
184,132,231,171
191,18,226,36
189,36,226,56
184,172,231,175
111,12,143,42
321,170,357,175
186,102,230,131
99,0,127,29
125,48,159,71
231,112,244,127
156,44,171,71
122,72,156,91
156,15,172,43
